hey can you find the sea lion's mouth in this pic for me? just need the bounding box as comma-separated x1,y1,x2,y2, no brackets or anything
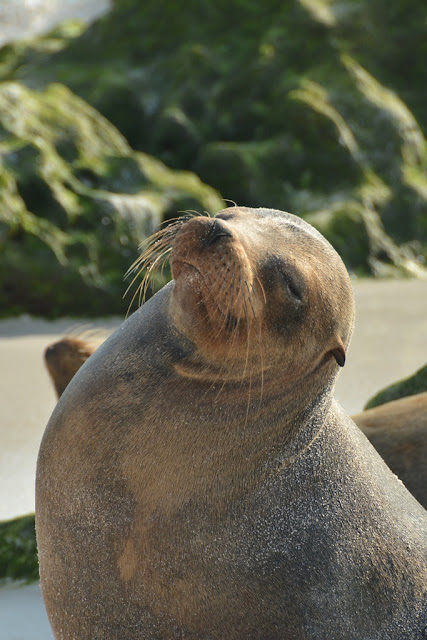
170,259,202,281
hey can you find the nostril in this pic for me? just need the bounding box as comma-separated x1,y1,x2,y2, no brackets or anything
202,220,232,248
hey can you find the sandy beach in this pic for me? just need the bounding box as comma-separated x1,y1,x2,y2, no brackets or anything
0,278,426,638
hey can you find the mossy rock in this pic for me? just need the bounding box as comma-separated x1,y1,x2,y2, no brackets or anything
1,0,427,295
365,364,427,410
305,204,371,275
0,514,38,584
0,81,223,317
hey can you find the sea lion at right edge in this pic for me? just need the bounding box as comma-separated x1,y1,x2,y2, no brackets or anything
353,392,427,508
36,206,427,639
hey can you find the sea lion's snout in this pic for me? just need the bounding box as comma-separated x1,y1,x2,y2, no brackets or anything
170,216,234,278
170,215,263,341
44,343,56,361
172,217,232,254
44,341,69,362
44,337,95,398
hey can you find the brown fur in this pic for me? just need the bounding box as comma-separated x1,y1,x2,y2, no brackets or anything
44,334,427,509
36,207,427,639
44,337,95,398
353,392,427,507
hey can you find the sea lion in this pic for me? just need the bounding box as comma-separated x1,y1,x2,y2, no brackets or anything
44,336,95,398
353,392,427,509
36,206,427,640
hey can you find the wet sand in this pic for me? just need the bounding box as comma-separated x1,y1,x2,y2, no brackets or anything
0,278,426,638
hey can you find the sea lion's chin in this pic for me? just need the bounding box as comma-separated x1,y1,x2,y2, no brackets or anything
170,258,201,282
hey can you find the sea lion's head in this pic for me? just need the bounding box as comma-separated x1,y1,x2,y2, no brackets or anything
44,337,95,398
169,207,354,387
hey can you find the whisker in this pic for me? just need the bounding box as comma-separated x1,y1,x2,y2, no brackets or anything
137,249,171,309
124,216,192,314
125,227,175,277
238,279,253,382
242,279,266,419
124,244,172,316
244,280,257,323
255,274,267,304
244,373,253,429
242,314,253,429
255,317,265,419
210,279,235,340
211,273,241,399
205,265,233,344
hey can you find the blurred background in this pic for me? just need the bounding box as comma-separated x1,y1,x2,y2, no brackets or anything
0,1,426,637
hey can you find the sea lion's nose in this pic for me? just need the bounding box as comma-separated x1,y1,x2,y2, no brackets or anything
202,219,232,248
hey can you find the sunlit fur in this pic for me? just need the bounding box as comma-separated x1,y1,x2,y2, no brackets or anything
125,213,269,421
124,213,206,313
36,207,427,640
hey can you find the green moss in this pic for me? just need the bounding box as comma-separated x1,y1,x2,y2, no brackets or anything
305,203,371,274
0,0,427,318
365,364,427,409
0,515,38,584
0,81,223,317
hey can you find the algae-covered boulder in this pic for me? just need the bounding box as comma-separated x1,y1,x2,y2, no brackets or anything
2,0,424,279
365,364,427,410
1,0,427,320
0,81,223,317
0,514,38,584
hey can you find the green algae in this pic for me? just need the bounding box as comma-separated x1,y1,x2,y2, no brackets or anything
365,364,427,410
1,1,427,317
0,515,38,585
0,81,223,317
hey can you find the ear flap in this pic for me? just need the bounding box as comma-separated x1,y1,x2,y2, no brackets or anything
330,338,346,367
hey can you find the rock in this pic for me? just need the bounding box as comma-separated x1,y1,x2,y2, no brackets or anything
365,363,427,409
1,0,427,319
0,81,223,317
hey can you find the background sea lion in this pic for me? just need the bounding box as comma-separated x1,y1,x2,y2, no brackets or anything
36,206,427,639
353,392,427,508
44,330,108,399
44,336,95,398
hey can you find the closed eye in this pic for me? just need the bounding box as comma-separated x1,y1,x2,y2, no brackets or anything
258,256,306,305
286,278,302,302
278,269,303,303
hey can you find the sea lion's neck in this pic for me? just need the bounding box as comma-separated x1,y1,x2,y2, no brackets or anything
141,284,337,470
169,334,337,443
169,343,337,471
